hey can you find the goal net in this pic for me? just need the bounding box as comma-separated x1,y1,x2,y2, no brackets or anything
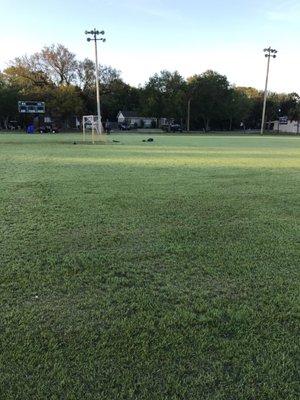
82,115,105,143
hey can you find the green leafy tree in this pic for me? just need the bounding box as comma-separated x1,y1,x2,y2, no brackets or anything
47,85,85,127
279,92,300,117
0,74,19,128
77,58,95,91
188,70,231,131
237,87,264,129
226,88,251,130
287,93,300,133
101,80,141,121
4,56,52,90
141,71,186,120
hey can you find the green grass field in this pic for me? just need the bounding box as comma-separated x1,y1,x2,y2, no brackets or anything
0,133,299,399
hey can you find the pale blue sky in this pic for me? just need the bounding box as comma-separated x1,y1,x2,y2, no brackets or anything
1,0,299,92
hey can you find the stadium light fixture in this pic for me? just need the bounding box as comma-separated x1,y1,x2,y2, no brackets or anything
261,47,278,135
85,29,106,135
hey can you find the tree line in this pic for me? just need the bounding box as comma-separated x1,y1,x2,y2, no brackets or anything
0,43,299,130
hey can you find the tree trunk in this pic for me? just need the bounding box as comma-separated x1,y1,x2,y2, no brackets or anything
4,117,9,130
205,118,210,132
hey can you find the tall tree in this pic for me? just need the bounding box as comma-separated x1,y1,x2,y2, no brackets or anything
279,92,300,117
5,55,51,89
101,80,141,121
77,59,121,90
237,87,264,129
287,93,300,133
188,70,231,131
142,70,186,120
39,44,78,85
77,58,95,91
226,88,251,130
47,85,85,127
0,73,19,128
100,65,121,87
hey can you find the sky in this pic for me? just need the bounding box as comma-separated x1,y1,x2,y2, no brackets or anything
0,0,299,93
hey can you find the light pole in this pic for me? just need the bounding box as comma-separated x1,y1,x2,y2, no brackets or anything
261,47,277,135
85,29,106,135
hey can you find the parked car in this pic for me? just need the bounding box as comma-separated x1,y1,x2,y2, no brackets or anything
162,123,183,133
39,124,59,133
8,121,19,131
170,124,183,133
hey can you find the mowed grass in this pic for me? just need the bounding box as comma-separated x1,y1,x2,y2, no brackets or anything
0,133,299,399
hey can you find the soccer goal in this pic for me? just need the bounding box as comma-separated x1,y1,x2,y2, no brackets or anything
82,115,105,143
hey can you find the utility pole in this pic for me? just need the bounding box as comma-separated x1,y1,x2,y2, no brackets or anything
85,29,106,135
261,47,277,135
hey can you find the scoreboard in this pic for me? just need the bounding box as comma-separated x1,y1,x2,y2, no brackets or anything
279,116,288,125
18,101,45,114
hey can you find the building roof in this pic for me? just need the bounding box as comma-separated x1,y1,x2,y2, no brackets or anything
118,111,139,118
117,111,158,120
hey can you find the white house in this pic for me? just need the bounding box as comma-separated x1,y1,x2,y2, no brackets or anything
117,111,157,128
273,119,300,134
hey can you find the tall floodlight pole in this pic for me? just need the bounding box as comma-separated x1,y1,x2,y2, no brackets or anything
85,29,106,135
261,47,277,135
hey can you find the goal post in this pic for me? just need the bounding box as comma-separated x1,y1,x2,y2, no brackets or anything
82,115,105,144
